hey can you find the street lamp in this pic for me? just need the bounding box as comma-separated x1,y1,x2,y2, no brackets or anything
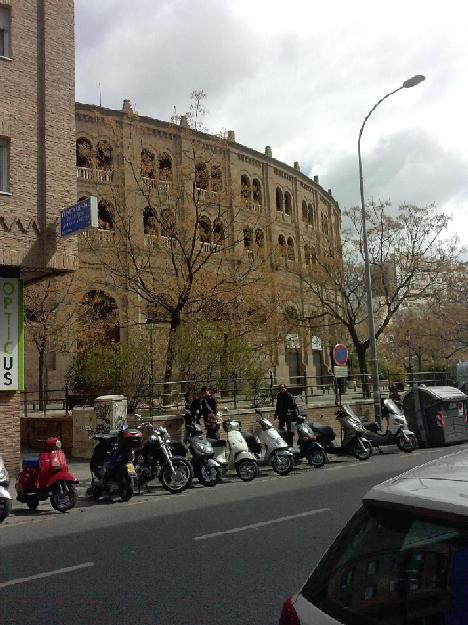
358,74,425,426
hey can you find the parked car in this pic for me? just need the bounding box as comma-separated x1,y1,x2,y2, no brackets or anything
279,450,468,624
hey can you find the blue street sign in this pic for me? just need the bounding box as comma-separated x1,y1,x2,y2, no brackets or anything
60,196,98,238
333,343,349,366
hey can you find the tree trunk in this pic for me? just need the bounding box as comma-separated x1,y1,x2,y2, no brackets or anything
355,344,371,398
38,347,45,411
163,313,180,404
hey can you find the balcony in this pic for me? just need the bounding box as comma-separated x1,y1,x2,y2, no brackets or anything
81,228,115,245
77,167,113,184
144,234,176,250
199,241,222,254
196,188,220,203
142,178,173,195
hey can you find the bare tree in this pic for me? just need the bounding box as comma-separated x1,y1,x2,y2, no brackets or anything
296,201,454,384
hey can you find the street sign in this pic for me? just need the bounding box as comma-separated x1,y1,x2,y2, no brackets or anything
60,196,98,238
333,343,349,366
333,365,348,379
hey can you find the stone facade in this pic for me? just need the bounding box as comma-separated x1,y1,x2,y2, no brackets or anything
0,0,77,469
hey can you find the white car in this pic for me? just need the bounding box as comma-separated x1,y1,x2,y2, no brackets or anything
280,451,468,624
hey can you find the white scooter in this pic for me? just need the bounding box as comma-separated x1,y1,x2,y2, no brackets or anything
210,416,258,482
0,454,12,522
241,411,294,475
361,398,417,453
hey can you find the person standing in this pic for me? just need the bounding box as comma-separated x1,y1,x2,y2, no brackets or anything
199,386,220,439
274,384,297,432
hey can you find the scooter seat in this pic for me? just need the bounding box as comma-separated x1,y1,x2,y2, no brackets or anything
170,441,188,456
241,432,262,454
22,457,39,469
207,439,226,448
312,423,335,440
362,421,379,433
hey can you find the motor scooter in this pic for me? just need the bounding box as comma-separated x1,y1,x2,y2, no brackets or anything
16,437,79,512
210,416,258,482
134,420,193,494
310,406,372,461
241,410,294,475
90,426,142,502
291,413,327,468
360,398,417,453
0,453,12,522
182,419,222,486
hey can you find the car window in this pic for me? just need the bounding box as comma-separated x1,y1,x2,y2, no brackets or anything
302,505,468,625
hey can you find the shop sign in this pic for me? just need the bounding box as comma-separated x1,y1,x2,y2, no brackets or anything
0,278,24,390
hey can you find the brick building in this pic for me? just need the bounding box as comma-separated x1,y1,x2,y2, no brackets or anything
0,0,77,469
50,101,341,391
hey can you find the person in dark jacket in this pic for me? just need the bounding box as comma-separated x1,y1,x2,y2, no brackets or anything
274,384,297,431
199,386,220,439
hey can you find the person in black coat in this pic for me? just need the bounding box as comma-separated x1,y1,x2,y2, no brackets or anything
199,386,220,439
274,384,297,431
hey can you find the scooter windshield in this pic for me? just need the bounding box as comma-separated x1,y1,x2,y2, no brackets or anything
383,399,403,416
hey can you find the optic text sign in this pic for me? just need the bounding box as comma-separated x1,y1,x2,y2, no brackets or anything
0,278,24,390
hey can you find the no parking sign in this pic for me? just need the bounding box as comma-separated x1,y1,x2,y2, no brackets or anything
333,343,348,366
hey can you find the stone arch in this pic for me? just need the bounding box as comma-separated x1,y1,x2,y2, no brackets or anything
81,289,120,344
276,187,284,212
76,137,92,167
284,191,292,215
287,236,295,260
98,200,113,230
255,228,264,248
195,162,208,190
159,152,173,180
141,148,155,179
96,140,113,169
252,178,262,204
199,215,211,242
308,203,314,226
243,227,253,248
241,174,251,200
302,200,308,222
143,206,158,235
213,218,225,244
211,165,223,192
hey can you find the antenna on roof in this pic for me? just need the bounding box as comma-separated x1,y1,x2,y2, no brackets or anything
98,82,102,107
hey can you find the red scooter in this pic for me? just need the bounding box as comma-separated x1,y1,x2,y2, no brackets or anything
16,437,79,512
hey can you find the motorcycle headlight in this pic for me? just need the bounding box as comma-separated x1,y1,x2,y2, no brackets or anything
0,465,8,482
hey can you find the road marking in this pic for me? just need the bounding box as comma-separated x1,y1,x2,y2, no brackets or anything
193,508,329,541
0,562,94,589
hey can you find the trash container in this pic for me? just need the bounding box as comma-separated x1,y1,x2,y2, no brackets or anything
403,385,468,447
94,395,128,435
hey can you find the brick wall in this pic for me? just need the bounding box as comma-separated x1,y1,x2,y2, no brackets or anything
0,392,20,471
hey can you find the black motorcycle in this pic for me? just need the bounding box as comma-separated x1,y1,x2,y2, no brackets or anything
181,420,222,487
89,426,143,502
293,413,327,468
309,406,372,461
134,420,193,494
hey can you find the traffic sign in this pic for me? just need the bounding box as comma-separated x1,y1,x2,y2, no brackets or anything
333,343,348,366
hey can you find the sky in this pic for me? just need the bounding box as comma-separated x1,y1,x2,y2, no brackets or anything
75,0,468,247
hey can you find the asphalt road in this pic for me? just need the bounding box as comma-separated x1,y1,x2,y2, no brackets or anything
1,444,465,625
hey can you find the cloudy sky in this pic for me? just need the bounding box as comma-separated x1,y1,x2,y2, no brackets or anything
75,0,468,245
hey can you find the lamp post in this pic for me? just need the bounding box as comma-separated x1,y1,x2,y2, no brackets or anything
358,74,425,426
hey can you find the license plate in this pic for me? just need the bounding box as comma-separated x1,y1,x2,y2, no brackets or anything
126,463,136,475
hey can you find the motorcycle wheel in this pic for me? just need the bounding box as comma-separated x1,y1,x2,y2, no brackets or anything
235,459,257,482
353,439,372,461
119,475,134,502
50,482,77,513
271,453,294,476
307,450,327,468
0,497,12,522
397,433,417,453
160,458,192,494
197,462,220,487
27,498,39,511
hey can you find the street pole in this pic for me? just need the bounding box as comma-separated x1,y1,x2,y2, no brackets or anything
358,75,425,426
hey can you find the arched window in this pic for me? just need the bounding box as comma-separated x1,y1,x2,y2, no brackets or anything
308,203,314,226
276,187,284,212
81,290,120,344
302,200,308,222
304,244,311,266
98,200,113,230
159,152,173,180
287,237,295,261
243,227,253,249
143,206,157,235
241,175,251,200
213,219,225,244
96,140,113,169
211,165,223,192
161,208,175,238
76,137,92,168
255,228,264,248
199,215,211,243
195,162,208,190
278,234,286,257
141,149,155,179
284,191,292,215
252,179,262,204
323,215,329,235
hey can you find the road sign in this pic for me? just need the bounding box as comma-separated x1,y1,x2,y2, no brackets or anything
60,196,98,238
333,365,348,379
333,343,349,366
